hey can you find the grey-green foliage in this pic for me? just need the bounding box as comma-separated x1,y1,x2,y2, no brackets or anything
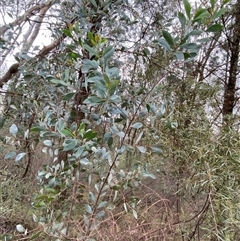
31,30,157,239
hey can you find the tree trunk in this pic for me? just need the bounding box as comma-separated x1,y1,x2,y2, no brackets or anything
222,2,240,121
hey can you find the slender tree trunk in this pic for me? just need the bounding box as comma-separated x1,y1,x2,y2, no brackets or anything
222,2,240,121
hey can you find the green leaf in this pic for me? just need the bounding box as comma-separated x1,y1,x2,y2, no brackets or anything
16,224,25,233
183,52,192,59
111,185,121,190
158,38,171,50
43,140,52,147
85,204,93,214
162,30,174,47
178,12,186,28
143,47,150,56
175,51,184,60
87,75,104,83
188,30,203,36
74,146,85,158
82,59,99,73
151,147,163,154
149,104,157,113
37,170,47,177
83,130,98,140
5,151,16,160
23,74,34,81
197,37,210,43
15,152,26,162
223,0,230,5
98,201,108,208
133,209,138,219
94,83,107,98
63,139,78,151
31,126,47,132
107,136,113,148
193,9,209,22
213,8,226,19
60,129,75,137
210,0,215,9
89,0,98,8
87,31,94,41
91,114,100,121
85,96,105,104
96,210,105,219
82,43,96,56
63,92,75,101
109,94,121,103
131,122,143,129
80,158,91,165
206,24,223,32
103,132,112,143
103,45,114,62
181,43,201,50
78,123,86,137
110,125,119,134
89,192,96,202
116,131,124,138
9,124,18,136
180,35,189,45
42,131,61,138
183,0,191,19
82,59,99,68
106,67,119,78
108,79,119,96
63,29,73,38
50,78,69,87
137,146,146,153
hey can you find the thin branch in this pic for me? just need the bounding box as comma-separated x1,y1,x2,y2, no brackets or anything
84,75,165,239
21,6,50,53
37,34,65,58
0,0,54,36
22,21,36,47
0,35,63,87
0,16,77,87
0,21,26,68
0,7,7,25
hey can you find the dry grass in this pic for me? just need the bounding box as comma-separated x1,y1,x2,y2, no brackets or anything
47,182,181,241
